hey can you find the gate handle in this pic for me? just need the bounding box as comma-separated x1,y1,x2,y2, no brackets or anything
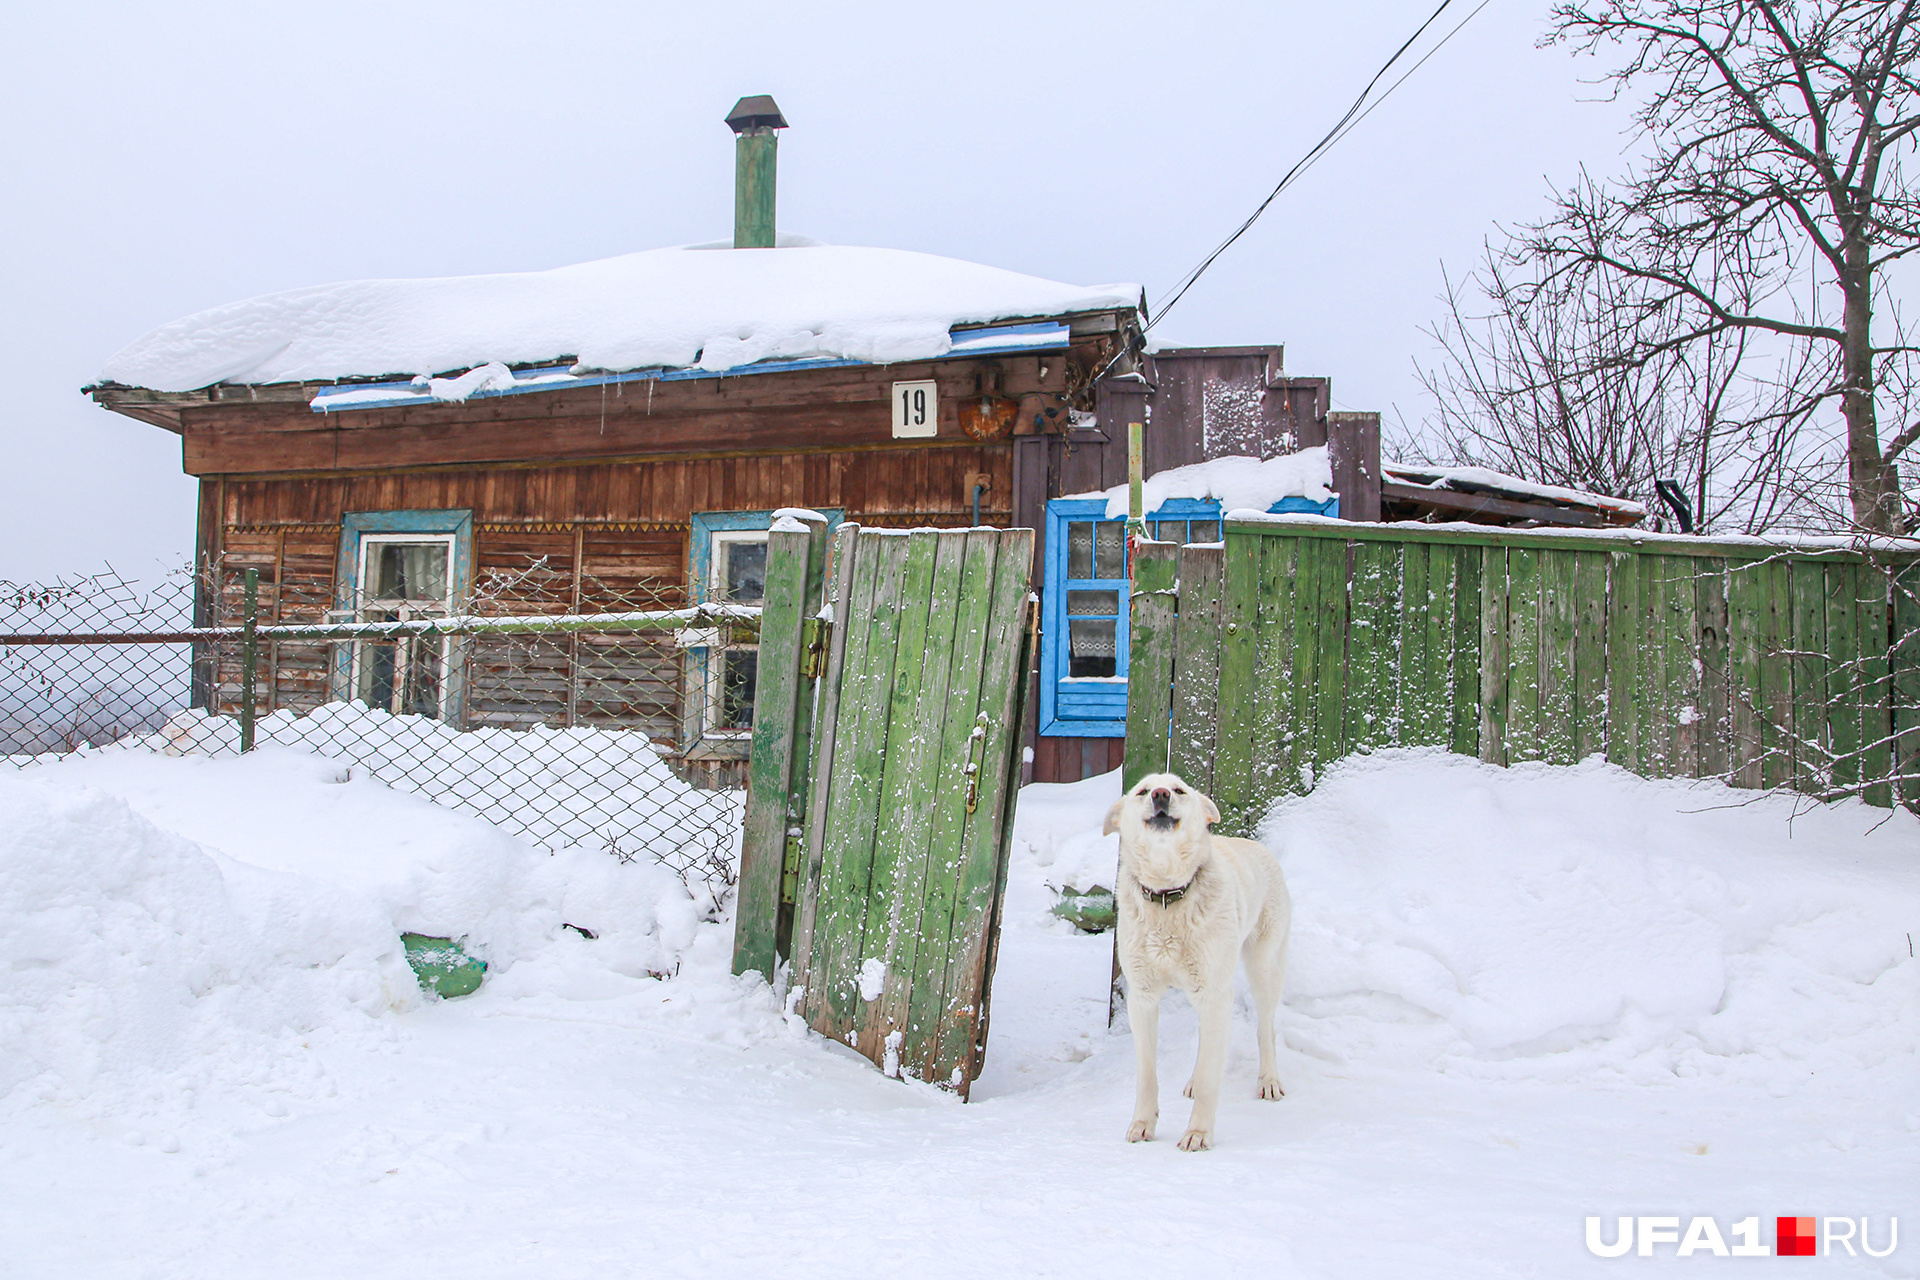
963,714,990,814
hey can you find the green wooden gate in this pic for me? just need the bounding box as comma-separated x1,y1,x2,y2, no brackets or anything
732,515,1036,1097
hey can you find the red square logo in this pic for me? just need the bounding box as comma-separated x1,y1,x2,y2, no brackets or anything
1778,1217,1817,1256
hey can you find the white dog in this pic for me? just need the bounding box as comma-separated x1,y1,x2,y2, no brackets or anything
1105,772,1291,1151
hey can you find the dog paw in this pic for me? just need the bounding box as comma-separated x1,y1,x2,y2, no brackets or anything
1257,1076,1285,1100
1177,1127,1213,1152
1126,1119,1156,1143
1181,1079,1194,1099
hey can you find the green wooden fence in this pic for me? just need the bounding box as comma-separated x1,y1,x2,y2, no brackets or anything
734,516,1036,1097
1125,519,1920,834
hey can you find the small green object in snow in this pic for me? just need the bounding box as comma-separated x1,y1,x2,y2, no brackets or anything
401,933,486,998
1050,887,1117,934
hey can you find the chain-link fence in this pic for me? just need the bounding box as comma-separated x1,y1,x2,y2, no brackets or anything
1,560,763,902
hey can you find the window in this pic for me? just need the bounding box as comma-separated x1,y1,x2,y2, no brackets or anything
354,535,454,717
685,509,842,744
334,510,473,723
1038,494,1335,737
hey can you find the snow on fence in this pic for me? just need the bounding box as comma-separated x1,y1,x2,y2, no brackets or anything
1,565,759,897
1125,518,1920,829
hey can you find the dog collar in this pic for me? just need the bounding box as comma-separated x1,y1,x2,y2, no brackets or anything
1140,871,1197,906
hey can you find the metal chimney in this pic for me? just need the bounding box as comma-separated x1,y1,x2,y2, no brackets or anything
725,95,787,249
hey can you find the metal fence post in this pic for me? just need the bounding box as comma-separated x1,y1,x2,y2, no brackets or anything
240,568,258,753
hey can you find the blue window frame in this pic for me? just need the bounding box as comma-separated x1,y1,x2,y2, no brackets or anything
683,509,843,749
1038,494,1337,737
331,509,474,723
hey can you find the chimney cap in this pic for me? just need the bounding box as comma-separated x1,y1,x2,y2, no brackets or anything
726,95,789,133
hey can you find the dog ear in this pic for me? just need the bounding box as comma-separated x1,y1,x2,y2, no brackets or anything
1103,799,1125,836
1200,793,1222,825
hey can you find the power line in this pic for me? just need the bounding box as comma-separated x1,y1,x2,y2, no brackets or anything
1147,0,1493,332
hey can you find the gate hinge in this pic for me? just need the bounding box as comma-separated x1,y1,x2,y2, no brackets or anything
801,617,830,679
779,830,805,906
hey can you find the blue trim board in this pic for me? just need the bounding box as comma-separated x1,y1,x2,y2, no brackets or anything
309,322,1073,414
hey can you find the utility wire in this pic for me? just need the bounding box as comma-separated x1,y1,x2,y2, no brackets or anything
1147,0,1492,333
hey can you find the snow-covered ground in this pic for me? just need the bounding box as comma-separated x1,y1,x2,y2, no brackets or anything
3,746,1915,1277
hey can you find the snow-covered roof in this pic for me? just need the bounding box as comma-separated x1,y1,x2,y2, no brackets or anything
98,239,1143,393
1066,450,1333,519
1383,462,1646,518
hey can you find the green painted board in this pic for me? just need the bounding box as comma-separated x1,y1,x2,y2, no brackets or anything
1169,543,1225,795
1572,551,1609,762
1287,531,1326,795
1694,561,1731,782
1344,540,1400,754
1536,550,1576,766
1891,563,1920,809
1605,552,1640,774
1856,563,1893,808
1789,560,1827,794
1450,546,1483,757
1824,561,1860,797
734,514,828,981
1310,537,1351,788
1251,535,1301,800
1213,531,1262,831
1725,557,1766,790
1122,541,1179,790
1478,546,1509,766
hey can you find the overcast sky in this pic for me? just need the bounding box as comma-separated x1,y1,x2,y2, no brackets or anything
0,0,1638,581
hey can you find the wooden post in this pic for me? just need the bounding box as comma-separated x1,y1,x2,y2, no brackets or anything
1326,412,1382,523
733,512,829,981
240,568,258,753
1127,418,1146,539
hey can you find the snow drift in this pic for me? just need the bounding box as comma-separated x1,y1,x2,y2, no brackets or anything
1262,749,1920,1084
98,241,1142,392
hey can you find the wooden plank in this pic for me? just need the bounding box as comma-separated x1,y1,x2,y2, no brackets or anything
1121,541,1179,790
901,531,1003,1080
1479,545,1509,766
851,529,942,1059
1221,516,1886,563
932,530,1035,1092
789,523,860,984
1673,556,1705,777
1212,532,1262,832
1169,543,1225,795
1694,560,1731,782
732,513,822,981
1344,540,1400,754
1309,537,1351,789
1287,531,1326,792
1789,559,1827,794
1890,562,1920,808
1824,561,1861,799
1572,550,1609,762
1726,556,1766,789
1758,557,1795,791
1536,549,1577,766
1605,551,1640,774
1856,562,1893,808
1505,547,1542,763
1398,540,1435,747
1449,545,1482,757
1253,535,1303,797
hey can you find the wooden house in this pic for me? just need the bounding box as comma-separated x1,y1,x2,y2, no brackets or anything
85,97,1637,785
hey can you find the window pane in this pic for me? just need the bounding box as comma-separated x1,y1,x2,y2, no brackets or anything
717,649,759,730
357,636,443,719
1189,520,1221,544
721,539,767,603
1067,589,1120,617
368,542,448,604
1067,521,1094,580
1094,522,1126,578
1067,619,1117,677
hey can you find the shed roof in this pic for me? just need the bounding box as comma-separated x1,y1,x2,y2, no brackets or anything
97,239,1142,394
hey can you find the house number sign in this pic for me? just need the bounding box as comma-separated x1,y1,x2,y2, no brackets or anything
891,380,937,438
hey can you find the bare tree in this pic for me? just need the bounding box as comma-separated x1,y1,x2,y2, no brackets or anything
1524,0,1920,533
1409,237,1843,532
